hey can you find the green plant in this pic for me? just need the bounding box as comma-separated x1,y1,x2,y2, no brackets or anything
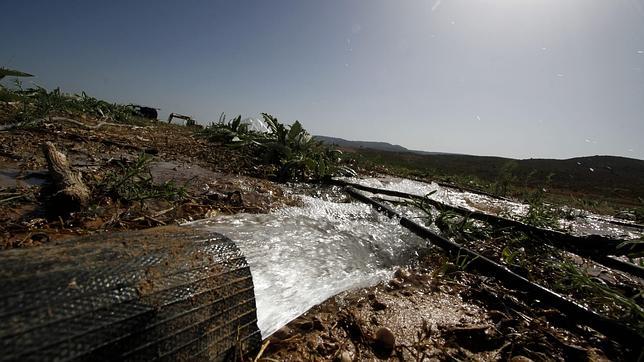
436,251,479,277
434,209,490,241
200,113,354,181
553,260,644,329
0,67,33,82
97,154,187,206
199,114,266,145
3,84,138,126
493,161,518,196
407,191,438,225
522,189,560,229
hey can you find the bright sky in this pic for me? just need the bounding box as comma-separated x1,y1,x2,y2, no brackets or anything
2,0,643,160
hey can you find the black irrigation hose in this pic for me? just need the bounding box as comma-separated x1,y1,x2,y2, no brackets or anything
345,187,643,348
390,175,644,231
332,179,643,257
586,215,644,231
335,179,644,279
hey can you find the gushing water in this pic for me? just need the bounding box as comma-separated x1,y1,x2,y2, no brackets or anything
193,190,425,337
191,177,641,339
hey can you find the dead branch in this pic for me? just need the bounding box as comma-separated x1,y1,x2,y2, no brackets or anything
42,141,90,211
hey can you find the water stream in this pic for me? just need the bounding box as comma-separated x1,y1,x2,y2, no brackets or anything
192,188,426,337
190,177,642,338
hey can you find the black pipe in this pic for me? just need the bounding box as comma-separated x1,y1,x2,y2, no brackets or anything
346,187,643,348
332,179,643,257
334,179,644,278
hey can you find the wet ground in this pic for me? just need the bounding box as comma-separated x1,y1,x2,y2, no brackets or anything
0,119,294,248
260,263,622,361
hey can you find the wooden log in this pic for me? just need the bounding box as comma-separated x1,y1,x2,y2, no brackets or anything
42,141,90,211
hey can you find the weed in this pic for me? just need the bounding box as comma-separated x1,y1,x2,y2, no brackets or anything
434,209,490,241
493,161,518,196
200,114,269,145
407,191,438,225
2,84,140,126
97,154,187,206
553,260,644,330
522,189,560,229
199,113,354,181
435,251,479,278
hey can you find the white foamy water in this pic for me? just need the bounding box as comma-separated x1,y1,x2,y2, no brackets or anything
340,177,643,239
188,177,640,339
191,193,425,337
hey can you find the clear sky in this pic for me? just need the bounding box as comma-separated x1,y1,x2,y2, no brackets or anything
2,0,643,160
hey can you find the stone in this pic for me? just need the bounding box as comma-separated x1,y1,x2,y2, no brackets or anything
338,350,352,362
373,327,395,358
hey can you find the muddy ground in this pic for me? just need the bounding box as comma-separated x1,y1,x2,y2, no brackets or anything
0,117,297,248
1,112,641,361
260,258,631,361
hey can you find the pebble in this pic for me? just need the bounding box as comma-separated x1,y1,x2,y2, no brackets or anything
371,299,387,311
373,327,395,358
338,350,352,362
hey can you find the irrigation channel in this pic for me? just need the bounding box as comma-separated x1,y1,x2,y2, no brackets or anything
191,176,644,343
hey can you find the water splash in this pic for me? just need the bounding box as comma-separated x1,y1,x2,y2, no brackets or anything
190,177,641,337
192,193,425,337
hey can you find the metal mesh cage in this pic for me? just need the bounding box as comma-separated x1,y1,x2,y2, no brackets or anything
0,226,261,361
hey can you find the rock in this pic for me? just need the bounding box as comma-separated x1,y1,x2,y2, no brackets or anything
388,278,403,289
272,326,294,340
371,299,387,311
394,268,410,280
373,327,395,358
337,350,352,362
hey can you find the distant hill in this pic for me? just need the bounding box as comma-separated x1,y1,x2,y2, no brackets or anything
350,147,644,205
314,135,409,153
315,135,458,155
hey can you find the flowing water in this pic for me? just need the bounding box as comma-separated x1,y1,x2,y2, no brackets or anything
192,188,426,337
339,176,644,239
190,177,642,338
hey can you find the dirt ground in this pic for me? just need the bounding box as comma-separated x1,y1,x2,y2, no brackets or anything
258,252,633,361
0,117,298,248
